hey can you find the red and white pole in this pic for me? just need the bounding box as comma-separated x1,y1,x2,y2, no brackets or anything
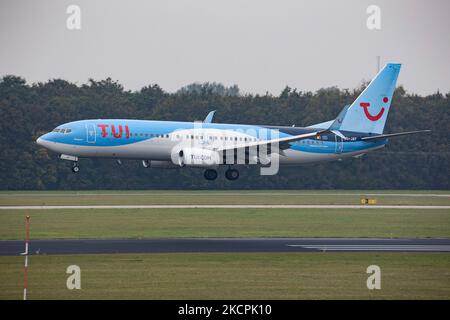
21,215,30,300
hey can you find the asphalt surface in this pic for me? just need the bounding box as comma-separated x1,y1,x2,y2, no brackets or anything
1,238,450,256
1,205,450,209
1,192,448,197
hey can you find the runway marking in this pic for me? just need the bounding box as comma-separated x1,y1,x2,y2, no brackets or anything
288,245,450,252
0,205,449,210
2,238,450,255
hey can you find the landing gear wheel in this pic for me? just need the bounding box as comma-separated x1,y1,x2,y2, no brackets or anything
225,168,239,181
204,169,218,180
72,163,80,173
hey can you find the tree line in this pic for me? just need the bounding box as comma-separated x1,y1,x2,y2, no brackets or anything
0,75,448,190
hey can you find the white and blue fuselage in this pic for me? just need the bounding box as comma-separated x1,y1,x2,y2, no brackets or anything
37,119,385,164
36,64,429,180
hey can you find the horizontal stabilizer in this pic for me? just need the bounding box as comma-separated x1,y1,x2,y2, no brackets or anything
329,104,351,130
307,120,334,130
361,130,431,141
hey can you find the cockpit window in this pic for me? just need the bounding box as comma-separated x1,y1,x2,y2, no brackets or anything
52,128,72,134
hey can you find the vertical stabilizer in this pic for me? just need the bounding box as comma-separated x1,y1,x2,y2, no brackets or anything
339,63,401,134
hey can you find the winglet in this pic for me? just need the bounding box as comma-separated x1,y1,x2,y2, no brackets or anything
203,110,216,123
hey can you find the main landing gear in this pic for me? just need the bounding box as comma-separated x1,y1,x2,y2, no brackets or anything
203,168,240,181
225,168,239,181
71,162,80,173
204,169,218,180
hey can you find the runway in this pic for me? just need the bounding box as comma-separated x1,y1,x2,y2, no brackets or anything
1,192,448,197
1,238,450,255
1,205,450,209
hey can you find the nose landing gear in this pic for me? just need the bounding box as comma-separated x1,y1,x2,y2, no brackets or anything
59,154,79,173
71,162,80,173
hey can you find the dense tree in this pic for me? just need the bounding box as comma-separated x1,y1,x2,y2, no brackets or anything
177,82,240,97
0,76,448,190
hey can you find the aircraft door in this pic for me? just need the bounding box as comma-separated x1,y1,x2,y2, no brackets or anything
86,124,96,144
335,135,343,153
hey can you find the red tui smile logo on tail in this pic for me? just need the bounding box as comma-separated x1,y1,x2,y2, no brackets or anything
360,97,388,121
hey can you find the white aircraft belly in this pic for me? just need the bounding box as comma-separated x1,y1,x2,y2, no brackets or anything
46,139,174,160
45,132,384,166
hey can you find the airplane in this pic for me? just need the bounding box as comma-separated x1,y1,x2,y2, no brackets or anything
36,63,429,180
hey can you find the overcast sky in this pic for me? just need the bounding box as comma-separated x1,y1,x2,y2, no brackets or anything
1,0,449,95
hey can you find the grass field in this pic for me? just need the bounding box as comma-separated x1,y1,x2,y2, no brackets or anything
1,190,449,206
0,208,449,239
1,190,449,300
1,253,449,299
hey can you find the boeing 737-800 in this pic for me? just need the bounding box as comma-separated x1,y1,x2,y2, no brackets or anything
36,63,429,180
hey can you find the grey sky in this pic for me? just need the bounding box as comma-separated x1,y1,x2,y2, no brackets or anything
1,0,449,95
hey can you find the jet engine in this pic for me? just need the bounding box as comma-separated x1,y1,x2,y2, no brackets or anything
172,148,220,167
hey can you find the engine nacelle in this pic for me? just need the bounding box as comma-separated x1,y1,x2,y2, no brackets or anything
173,148,220,167
142,160,178,169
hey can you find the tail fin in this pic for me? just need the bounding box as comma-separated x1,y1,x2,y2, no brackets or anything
338,63,401,134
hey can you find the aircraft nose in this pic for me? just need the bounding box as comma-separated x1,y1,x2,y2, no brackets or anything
36,133,50,146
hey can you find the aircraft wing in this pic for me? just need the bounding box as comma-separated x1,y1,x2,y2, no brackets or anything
216,129,328,155
361,130,431,141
